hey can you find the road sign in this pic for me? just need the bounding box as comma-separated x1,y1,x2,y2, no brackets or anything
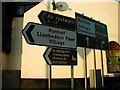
22,22,76,49
75,12,109,50
43,47,77,65
95,22,109,50
38,10,75,30
75,12,96,48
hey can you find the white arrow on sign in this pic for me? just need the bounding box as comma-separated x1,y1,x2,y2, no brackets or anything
101,41,105,49
38,11,47,23
86,37,89,47
72,55,76,61
44,48,52,65
22,22,76,49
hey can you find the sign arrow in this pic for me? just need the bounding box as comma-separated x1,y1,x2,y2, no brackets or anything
72,55,76,61
101,41,105,49
26,24,35,42
43,47,77,65
43,48,52,65
22,22,36,44
38,11,47,24
86,37,89,47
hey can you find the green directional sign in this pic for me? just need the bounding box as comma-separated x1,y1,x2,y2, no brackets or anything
107,58,112,64
117,57,120,64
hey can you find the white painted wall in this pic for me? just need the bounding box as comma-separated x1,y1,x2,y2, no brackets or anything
21,0,118,78
118,2,120,44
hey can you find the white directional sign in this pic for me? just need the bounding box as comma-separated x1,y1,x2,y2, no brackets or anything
22,22,76,49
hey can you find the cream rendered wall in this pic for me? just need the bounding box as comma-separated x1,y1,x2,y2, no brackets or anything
21,0,118,78
115,3,120,76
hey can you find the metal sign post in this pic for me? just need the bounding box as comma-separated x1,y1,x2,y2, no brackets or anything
93,49,97,89
47,3,51,90
84,48,88,90
48,65,51,90
100,41,105,87
71,66,74,90
100,50,104,87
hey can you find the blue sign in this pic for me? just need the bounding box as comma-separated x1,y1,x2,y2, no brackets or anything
76,12,109,50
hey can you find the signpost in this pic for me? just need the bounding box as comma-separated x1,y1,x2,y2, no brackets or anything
38,10,76,90
84,48,88,90
101,49,104,87
76,12,109,89
22,22,76,49
23,11,77,90
76,12,96,89
38,10,77,90
43,47,77,65
22,10,109,89
38,10,75,30
43,47,77,90
95,22,108,87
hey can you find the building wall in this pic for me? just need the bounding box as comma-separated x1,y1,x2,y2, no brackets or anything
118,2,120,44
1,2,40,70
8,17,23,70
